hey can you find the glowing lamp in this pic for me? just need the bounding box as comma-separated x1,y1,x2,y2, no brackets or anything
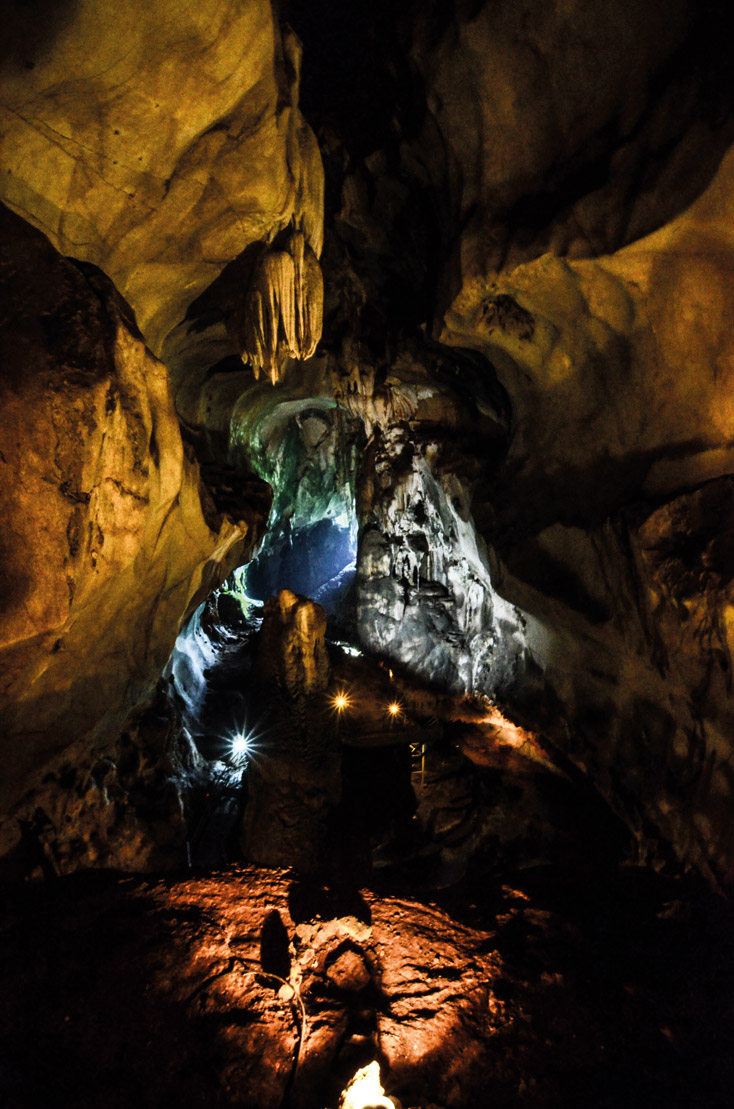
387,702,402,718
331,690,351,712
338,1062,395,1109
231,733,250,764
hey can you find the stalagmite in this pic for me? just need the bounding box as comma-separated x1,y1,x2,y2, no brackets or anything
255,588,329,697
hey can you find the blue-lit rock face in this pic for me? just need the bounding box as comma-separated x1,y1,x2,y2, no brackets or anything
164,399,362,758
247,517,357,615
229,401,362,619
189,349,524,701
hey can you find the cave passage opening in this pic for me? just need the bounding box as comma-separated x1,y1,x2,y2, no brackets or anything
166,399,365,768
161,372,631,883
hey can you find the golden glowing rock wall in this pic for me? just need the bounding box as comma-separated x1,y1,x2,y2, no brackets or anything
0,0,323,358
0,0,325,822
0,207,250,811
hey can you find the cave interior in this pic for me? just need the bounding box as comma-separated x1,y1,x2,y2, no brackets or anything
2,2,734,1107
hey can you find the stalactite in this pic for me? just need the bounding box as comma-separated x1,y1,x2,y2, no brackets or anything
240,227,323,385
298,235,324,360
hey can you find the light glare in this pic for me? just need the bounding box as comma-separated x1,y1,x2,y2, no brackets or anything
231,733,250,763
331,690,351,712
339,1061,395,1109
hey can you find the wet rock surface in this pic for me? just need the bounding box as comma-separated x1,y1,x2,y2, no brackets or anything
0,864,731,1109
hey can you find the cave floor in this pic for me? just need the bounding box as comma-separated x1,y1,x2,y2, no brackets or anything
1,861,731,1109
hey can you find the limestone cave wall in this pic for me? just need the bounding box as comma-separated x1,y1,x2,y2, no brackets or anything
2,0,734,887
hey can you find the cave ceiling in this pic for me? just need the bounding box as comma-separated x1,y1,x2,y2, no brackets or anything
2,0,734,892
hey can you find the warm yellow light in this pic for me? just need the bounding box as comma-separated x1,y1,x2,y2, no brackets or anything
331,690,351,712
387,702,401,717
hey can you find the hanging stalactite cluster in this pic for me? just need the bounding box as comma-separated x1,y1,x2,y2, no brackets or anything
240,227,324,384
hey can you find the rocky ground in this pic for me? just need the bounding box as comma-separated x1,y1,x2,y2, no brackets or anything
0,860,731,1109
4,587,730,1109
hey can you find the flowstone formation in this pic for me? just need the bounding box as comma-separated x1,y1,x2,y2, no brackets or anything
236,227,324,384
355,403,521,696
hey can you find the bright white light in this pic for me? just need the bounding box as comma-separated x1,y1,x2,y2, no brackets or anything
339,1061,395,1109
231,733,250,764
387,702,402,718
332,640,363,658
